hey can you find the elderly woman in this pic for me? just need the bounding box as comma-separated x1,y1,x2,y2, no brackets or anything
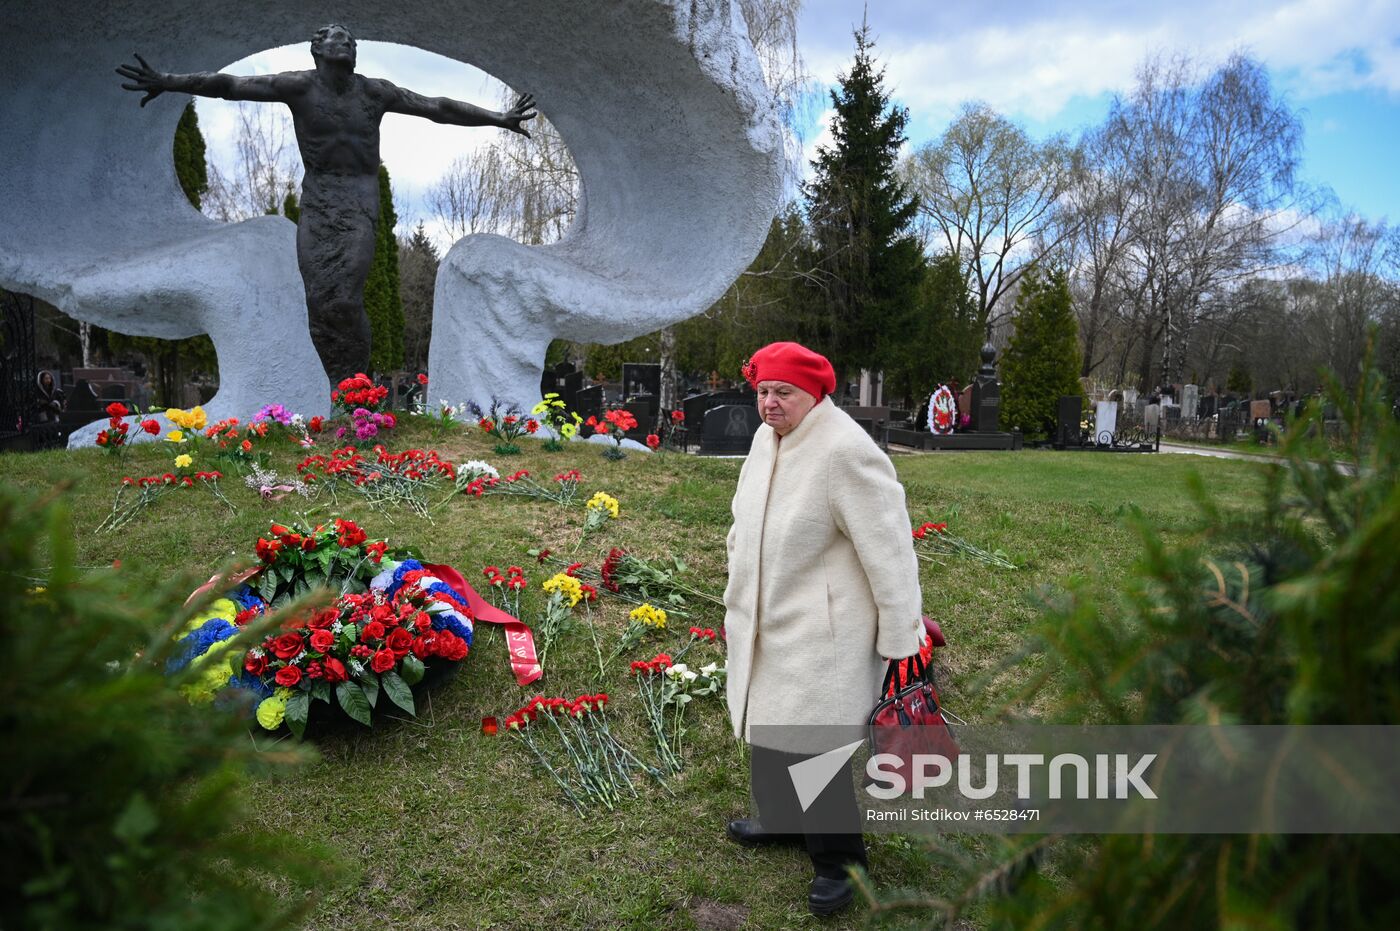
722,341,923,916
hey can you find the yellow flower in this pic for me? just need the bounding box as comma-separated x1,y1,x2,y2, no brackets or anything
189,405,207,431
165,407,187,428
182,598,238,636
629,603,667,629
586,491,620,519
174,453,192,469
165,430,185,444
256,695,288,730
542,572,583,607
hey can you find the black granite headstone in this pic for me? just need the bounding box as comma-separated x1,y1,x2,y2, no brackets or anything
622,363,661,403
971,343,1002,433
699,404,762,455
1055,395,1083,448
573,385,604,422
539,361,583,413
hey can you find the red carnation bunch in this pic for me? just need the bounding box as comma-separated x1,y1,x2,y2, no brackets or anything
95,401,132,453
331,372,389,414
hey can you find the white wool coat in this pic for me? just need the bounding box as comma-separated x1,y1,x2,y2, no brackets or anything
723,397,923,744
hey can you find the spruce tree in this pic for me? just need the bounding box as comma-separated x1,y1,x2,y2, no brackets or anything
802,23,923,378
882,251,980,406
1000,266,1082,438
172,101,208,210
364,164,405,373
399,222,439,373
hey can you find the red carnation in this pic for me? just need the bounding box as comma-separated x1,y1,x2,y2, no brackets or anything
417,373,429,385
105,401,129,418
411,632,438,659
671,410,685,423
646,434,660,450
274,665,303,687
370,648,396,674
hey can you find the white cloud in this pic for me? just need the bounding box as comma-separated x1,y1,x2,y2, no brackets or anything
801,0,1400,126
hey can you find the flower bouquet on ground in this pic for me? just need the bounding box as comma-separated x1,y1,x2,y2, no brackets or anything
658,659,726,771
461,468,583,506
580,491,619,544
609,602,668,661
200,416,270,473
500,693,666,815
532,393,584,451
536,570,602,671
599,548,722,612
95,401,134,452
97,466,231,533
586,408,638,460
297,445,456,518
471,400,539,454
912,521,1017,569
169,519,476,738
330,373,396,445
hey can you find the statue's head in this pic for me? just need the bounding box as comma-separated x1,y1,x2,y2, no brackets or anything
311,23,356,67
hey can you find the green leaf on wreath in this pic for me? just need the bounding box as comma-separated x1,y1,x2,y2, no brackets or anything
311,681,331,704
293,576,310,598
380,670,416,716
285,691,310,738
399,654,425,686
335,681,372,726
257,571,277,603
341,623,358,644
358,672,380,709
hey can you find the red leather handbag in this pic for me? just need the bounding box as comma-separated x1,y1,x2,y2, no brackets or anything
867,653,961,785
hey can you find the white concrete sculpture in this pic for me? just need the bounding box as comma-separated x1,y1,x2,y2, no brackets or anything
0,1,783,446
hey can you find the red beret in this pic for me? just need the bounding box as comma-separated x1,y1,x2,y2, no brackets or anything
742,342,837,400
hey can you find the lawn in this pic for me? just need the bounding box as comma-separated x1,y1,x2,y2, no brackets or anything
0,425,1269,929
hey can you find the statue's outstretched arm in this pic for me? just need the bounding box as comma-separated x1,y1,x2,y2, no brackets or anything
117,54,302,106
385,82,537,137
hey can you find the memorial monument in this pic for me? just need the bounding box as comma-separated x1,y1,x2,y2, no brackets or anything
0,1,784,446
118,25,537,383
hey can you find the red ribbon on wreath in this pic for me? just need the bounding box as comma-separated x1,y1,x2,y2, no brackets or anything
423,563,542,686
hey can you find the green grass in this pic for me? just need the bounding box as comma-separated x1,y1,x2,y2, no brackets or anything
0,425,1269,929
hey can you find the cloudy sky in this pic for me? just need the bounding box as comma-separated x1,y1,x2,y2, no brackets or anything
200,0,1400,246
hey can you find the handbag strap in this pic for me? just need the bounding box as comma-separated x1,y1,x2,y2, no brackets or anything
880,653,928,698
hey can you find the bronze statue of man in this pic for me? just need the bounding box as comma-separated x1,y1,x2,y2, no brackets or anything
118,24,536,384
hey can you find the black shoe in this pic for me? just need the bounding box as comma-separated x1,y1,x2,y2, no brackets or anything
725,819,800,848
808,876,854,916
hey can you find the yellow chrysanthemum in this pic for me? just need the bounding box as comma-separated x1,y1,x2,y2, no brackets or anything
188,405,207,430
182,598,238,636
629,603,667,629
255,695,288,730
542,572,583,607
174,453,192,469
586,491,620,519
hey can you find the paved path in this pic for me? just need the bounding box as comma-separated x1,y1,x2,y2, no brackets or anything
1157,441,1282,462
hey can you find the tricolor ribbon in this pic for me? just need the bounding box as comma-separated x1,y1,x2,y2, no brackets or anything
423,563,542,686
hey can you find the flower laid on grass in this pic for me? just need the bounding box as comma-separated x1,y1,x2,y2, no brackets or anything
581,490,620,541
658,659,726,771
97,468,232,532
595,547,722,612
297,445,456,518
532,393,584,451
201,417,268,473
465,468,583,507
586,408,638,460
671,624,720,663
501,693,665,815
243,464,318,502
95,401,132,453
471,399,539,455
536,572,586,669
631,653,680,774
610,602,667,661
911,520,1018,569
480,565,527,618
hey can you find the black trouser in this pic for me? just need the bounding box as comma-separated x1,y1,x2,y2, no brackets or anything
749,744,868,880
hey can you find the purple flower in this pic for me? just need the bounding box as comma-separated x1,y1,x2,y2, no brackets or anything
354,422,378,440
335,425,348,440
253,403,294,425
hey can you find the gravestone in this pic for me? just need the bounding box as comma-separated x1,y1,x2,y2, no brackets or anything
699,404,761,455
970,343,1002,432
1249,399,1272,422
540,361,583,413
1144,400,1161,434
622,362,661,403
573,384,604,423
957,385,973,424
1122,388,1139,408
1181,383,1200,421
1094,399,1118,443
1055,395,1083,448
1199,395,1218,419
